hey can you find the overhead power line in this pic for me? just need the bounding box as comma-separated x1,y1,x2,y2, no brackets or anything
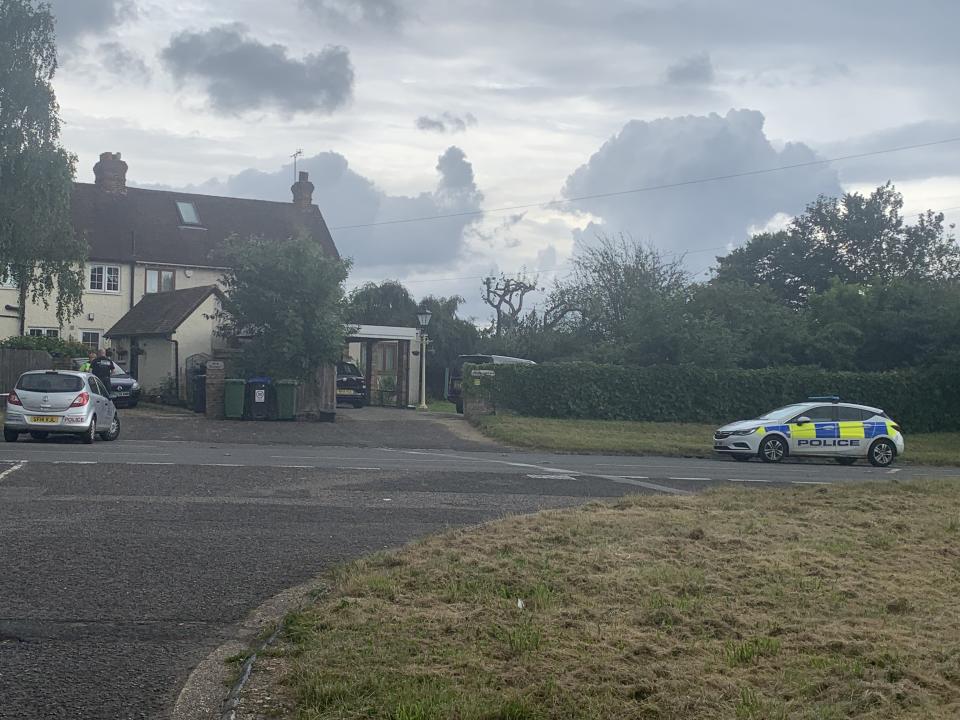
329,136,960,232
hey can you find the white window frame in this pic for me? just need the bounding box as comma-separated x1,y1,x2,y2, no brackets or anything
89,264,121,294
28,327,60,338
80,330,103,350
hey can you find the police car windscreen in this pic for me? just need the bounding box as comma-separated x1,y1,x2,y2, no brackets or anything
757,403,809,421
17,374,84,393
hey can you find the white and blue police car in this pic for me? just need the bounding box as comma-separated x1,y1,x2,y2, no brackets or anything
713,397,904,467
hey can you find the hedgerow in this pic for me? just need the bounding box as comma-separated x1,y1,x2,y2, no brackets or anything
464,362,960,433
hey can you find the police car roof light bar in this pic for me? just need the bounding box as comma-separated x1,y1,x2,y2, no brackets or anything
807,395,841,403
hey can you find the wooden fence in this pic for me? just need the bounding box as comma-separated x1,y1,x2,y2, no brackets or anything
0,348,55,393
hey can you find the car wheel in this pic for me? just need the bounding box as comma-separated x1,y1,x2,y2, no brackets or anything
352,401,364,409
731,453,752,462
759,435,787,463
29,432,49,441
3,429,17,443
99,413,120,441
835,457,857,466
868,438,896,467
83,416,96,445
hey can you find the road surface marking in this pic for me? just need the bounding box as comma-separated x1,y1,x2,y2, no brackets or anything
669,477,711,481
278,465,314,469
206,463,242,467
729,478,771,483
338,466,382,471
527,474,577,480
610,475,649,480
792,481,831,485
0,462,24,482
888,469,901,474
52,460,97,465
137,462,174,466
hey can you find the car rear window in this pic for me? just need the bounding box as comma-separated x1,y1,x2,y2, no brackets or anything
458,355,493,365
338,362,361,376
16,374,83,393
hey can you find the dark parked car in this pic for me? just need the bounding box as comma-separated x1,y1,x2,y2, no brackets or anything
447,354,535,413
71,357,141,407
336,361,367,408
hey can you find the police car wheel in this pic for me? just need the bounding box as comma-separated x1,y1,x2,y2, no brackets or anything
868,439,896,467
759,436,786,463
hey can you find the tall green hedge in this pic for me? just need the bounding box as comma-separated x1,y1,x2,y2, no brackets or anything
464,362,960,433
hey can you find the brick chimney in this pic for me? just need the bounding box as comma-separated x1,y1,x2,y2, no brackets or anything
291,171,314,209
94,152,128,194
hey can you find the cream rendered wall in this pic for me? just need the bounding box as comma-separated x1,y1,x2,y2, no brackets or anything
7,263,223,346
170,293,222,395
137,337,175,393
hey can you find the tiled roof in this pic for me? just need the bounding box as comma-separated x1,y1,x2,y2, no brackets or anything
105,285,221,338
71,184,339,267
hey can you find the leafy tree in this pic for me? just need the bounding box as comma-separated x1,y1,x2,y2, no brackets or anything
551,234,689,342
346,280,418,327
418,294,478,395
715,184,960,305
215,233,351,383
0,0,86,332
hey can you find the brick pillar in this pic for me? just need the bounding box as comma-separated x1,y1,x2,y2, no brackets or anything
205,361,226,420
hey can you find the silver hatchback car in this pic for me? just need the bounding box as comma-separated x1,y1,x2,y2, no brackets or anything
4,370,120,444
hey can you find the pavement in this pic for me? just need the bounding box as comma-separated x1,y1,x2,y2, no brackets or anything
0,407,956,719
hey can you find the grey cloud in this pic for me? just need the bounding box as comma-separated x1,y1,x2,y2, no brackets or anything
48,0,133,43
160,24,353,114
562,109,842,254
97,42,150,81
301,0,403,27
819,121,960,187
416,112,477,133
665,53,714,85
171,147,482,272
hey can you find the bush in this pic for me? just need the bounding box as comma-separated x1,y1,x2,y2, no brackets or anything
0,335,89,357
464,362,960,433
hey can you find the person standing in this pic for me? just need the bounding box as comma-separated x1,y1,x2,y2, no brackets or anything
91,348,114,392
80,351,96,372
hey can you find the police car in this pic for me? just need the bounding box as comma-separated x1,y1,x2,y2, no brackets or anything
713,397,904,467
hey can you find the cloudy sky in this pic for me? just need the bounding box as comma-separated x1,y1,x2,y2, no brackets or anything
50,0,960,321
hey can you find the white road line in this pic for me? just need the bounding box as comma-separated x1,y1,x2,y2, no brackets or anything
610,475,649,480
52,460,97,465
205,463,242,467
599,475,691,495
669,477,711,481
337,466,382,471
0,462,24,482
278,465,314,469
729,478,771,483
792,481,831,485
137,462,174,466
888,468,901,474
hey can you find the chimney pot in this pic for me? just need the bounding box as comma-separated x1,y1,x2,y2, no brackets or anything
94,151,128,194
292,171,315,209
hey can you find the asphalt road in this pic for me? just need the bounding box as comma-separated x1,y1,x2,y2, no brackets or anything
0,418,956,719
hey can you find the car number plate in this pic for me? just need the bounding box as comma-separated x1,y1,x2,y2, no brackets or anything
336,389,355,396
30,416,59,424
113,391,130,397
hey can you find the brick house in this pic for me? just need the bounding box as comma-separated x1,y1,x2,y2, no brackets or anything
0,152,339,394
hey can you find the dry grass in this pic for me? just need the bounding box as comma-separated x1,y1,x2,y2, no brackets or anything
473,414,960,465
252,480,960,719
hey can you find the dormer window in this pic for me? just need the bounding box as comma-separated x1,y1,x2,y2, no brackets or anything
176,201,201,225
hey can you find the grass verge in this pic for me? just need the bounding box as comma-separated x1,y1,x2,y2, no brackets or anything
472,414,960,465
253,480,960,719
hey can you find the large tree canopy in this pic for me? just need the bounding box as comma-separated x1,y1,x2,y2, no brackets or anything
0,0,86,330
714,183,960,306
215,233,351,381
